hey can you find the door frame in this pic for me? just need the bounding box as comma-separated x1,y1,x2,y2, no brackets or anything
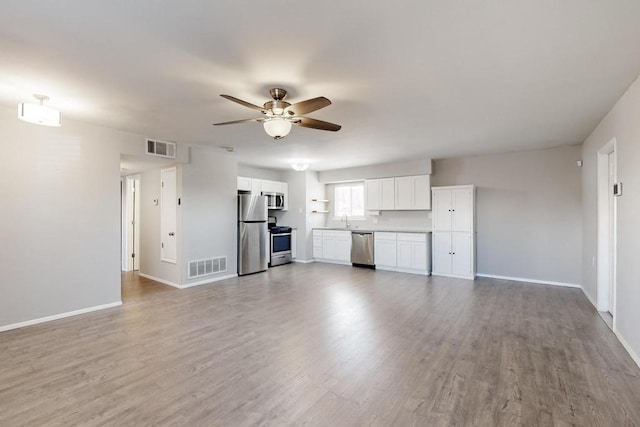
596,138,617,326
121,174,141,271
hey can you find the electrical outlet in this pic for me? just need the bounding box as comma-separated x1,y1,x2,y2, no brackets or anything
372,217,378,224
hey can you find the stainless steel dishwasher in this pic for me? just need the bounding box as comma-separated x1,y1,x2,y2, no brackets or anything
351,231,375,268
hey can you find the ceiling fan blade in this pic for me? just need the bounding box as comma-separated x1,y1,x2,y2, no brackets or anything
286,97,331,116
213,118,265,126
220,95,267,113
293,117,341,132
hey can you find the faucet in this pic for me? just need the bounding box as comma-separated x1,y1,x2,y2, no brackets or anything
342,213,351,229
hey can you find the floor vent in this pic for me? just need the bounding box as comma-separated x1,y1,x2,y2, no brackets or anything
188,256,227,279
146,138,176,159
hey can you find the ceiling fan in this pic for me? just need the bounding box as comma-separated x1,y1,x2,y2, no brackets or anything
213,88,341,140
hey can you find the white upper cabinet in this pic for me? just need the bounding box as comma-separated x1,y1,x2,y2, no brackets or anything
237,176,252,192
395,176,413,210
366,175,430,211
366,178,395,210
237,177,288,211
412,175,431,210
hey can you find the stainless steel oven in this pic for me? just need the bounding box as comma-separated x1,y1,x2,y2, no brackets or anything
262,192,285,210
270,226,292,266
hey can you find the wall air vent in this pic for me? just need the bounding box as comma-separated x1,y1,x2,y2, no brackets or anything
188,256,227,279
146,138,176,159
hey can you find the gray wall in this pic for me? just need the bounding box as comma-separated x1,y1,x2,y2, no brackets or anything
581,74,640,364
0,106,128,327
432,145,582,285
182,146,238,284
318,158,432,183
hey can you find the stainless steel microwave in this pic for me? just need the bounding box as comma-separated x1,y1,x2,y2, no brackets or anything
262,192,284,210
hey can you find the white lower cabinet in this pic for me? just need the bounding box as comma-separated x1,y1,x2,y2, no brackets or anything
374,232,430,275
314,230,351,263
397,233,428,271
374,232,397,267
432,231,474,278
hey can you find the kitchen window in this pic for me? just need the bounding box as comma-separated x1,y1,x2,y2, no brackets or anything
334,182,365,219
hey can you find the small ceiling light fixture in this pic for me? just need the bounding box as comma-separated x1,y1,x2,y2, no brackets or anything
263,117,292,140
291,162,309,172
18,94,61,127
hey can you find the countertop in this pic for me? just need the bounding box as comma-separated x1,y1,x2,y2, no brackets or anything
314,227,431,234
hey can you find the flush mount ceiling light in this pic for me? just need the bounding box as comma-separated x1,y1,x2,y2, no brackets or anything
214,88,341,140
291,162,309,171
18,94,61,127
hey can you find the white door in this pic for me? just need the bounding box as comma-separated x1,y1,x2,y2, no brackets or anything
607,150,616,315
127,177,141,270
452,232,473,277
432,190,453,231
452,188,473,232
161,167,177,263
432,231,452,275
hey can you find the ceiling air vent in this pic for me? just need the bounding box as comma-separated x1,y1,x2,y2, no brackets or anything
146,138,176,159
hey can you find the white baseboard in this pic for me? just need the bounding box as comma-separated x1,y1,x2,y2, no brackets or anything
432,272,475,280
476,273,581,289
138,273,181,289
376,265,430,276
581,287,597,307
0,301,122,333
292,259,315,264
182,273,238,289
614,329,640,369
314,259,352,266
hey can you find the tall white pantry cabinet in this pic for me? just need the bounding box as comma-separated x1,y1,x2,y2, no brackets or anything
431,185,476,279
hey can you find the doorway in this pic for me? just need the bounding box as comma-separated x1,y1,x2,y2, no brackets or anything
596,138,617,327
122,174,141,272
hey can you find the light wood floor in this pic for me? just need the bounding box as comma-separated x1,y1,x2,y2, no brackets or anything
1,264,639,426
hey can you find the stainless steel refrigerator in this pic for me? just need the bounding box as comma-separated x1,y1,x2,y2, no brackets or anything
238,194,268,275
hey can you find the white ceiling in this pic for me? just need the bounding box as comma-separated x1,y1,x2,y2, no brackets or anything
2,1,640,171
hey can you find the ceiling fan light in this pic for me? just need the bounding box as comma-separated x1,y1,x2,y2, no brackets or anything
18,95,61,127
263,118,292,139
291,162,309,171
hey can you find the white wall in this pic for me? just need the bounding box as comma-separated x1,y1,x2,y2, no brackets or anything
181,146,238,284
0,105,134,327
432,145,583,285
582,74,640,365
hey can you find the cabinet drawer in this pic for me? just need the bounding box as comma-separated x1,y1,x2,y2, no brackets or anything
397,233,427,243
374,232,397,241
